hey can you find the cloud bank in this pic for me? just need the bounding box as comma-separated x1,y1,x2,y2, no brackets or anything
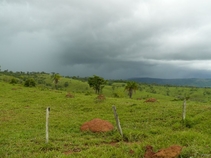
1,0,211,79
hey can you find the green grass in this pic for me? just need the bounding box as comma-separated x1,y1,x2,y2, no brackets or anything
1,79,211,158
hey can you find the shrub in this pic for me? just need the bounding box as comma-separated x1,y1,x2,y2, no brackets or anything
64,82,69,87
24,78,36,87
85,91,92,96
113,92,121,98
10,78,18,84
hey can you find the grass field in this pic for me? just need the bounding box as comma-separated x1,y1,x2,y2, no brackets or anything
1,78,211,157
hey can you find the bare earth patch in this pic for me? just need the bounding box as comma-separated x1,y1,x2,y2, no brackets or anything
144,145,182,158
63,148,81,155
95,94,106,102
65,92,74,98
144,98,157,103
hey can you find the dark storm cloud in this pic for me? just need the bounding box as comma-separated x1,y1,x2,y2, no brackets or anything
1,0,211,79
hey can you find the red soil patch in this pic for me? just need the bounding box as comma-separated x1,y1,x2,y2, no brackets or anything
144,145,182,158
64,150,74,155
144,145,156,158
129,149,135,155
95,94,106,102
144,98,157,103
109,141,118,146
63,148,81,155
80,118,114,132
65,92,74,98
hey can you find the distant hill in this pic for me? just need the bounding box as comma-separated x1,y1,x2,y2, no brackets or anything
128,77,211,87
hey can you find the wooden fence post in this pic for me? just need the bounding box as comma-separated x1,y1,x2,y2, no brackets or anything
112,105,123,137
182,99,186,121
46,107,50,143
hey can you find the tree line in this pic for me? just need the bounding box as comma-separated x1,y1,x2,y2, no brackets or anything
0,69,139,98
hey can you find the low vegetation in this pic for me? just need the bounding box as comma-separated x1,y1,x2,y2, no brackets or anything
0,70,211,157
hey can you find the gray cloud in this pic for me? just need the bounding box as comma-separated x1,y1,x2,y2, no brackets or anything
1,0,211,79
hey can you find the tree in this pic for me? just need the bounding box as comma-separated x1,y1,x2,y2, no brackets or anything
24,78,36,87
88,75,106,94
51,73,61,89
125,81,138,98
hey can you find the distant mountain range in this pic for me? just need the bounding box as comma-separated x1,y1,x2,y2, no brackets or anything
128,77,211,87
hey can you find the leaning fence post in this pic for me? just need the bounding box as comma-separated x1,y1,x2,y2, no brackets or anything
46,107,50,143
112,105,123,137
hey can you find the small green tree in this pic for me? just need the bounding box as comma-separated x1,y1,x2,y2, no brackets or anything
125,81,138,98
51,73,61,89
88,75,106,94
24,78,36,87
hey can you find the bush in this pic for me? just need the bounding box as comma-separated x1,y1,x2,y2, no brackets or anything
24,78,36,87
10,78,18,84
85,91,92,96
113,92,121,98
46,83,52,87
64,82,69,87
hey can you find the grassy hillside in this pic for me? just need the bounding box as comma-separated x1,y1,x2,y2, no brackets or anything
129,77,211,87
1,71,211,101
1,75,211,157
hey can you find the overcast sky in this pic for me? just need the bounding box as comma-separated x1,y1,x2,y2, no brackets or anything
1,0,211,79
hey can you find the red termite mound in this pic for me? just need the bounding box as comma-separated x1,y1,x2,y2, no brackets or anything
80,118,114,133
144,145,182,158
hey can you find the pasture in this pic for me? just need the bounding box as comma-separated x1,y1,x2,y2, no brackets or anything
0,78,211,157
